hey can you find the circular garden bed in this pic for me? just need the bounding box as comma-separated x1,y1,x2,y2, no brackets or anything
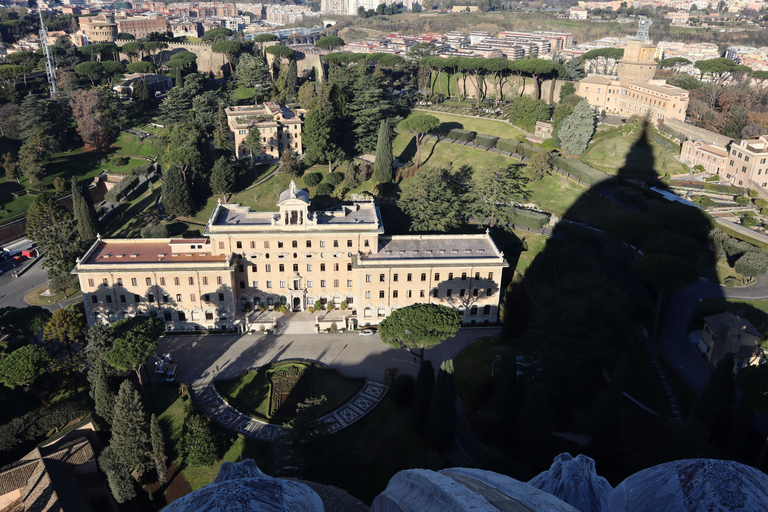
215,361,364,423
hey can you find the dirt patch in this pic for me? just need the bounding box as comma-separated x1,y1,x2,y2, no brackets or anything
144,463,193,509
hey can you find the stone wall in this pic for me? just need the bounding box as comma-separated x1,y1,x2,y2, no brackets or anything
116,40,230,75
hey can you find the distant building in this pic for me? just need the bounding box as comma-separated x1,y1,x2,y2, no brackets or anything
452,5,479,11
79,14,117,43
115,15,169,39
113,73,173,98
665,10,690,24
225,102,304,161
680,139,730,175
725,136,768,188
698,312,763,371
569,8,588,19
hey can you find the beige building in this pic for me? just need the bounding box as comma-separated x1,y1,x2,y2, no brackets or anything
115,16,169,39
725,136,768,188
577,39,690,122
226,102,304,161
73,182,507,332
698,312,763,371
79,14,117,43
680,139,730,175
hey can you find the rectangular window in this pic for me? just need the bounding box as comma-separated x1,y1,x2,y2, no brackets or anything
473,288,479,297
321,279,326,287
379,290,385,298
307,264,313,272
307,280,313,287
333,240,339,247
407,290,412,298
219,242,224,249
92,295,98,303
292,240,298,248
421,273,426,281
278,241,284,248
475,272,480,280
219,293,225,301
267,281,272,288
306,240,312,248
174,277,180,286
132,278,138,286
189,277,195,285
347,263,352,271
176,294,182,302
236,241,242,249
264,241,270,248
435,273,440,281
486,288,492,295
280,280,286,288
334,279,339,287
420,290,425,298
217,276,222,285
447,289,452,297
393,273,399,282
134,294,141,302
380,274,385,282
88,278,94,287
148,294,155,303
203,294,209,302
146,277,152,286
203,276,208,285
250,241,255,249
164,312,172,321
238,264,244,273
117,278,123,286
393,290,398,298
448,273,454,280
320,240,325,248
366,274,371,282
407,273,412,282
279,264,285,272
347,279,353,287
253,280,258,288
433,290,439,298
459,289,465,297
163,295,169,303
206,312,214,321
178,312,186,322
461,273,467,280
366,291,371,299
334,263,339,271
120,295,126,303
488,272,493,280
347,240,353,247
293,264,299,272
240,281,245,289
190,294,196,302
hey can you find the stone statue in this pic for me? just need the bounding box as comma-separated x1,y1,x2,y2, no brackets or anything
529,453,612,512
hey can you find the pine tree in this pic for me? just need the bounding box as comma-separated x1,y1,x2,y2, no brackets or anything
398,167,463,232
558,99,596,156
349,70,391,153
210,156,236,195
99,445,136,503
411,359,434,434
162,167,192,217
425,359,456,450
71,176,99,241
3,152,19,183
88,360,116,424
132,78,150,103
26,193,80,279
212,105,233,153
111,380,151,474
373,119,393,184
150,413,168,485
182,413,218,467
302,108,343,173
175,66,183,87
156,86,191,125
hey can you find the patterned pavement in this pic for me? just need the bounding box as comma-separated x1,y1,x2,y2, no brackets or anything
191,380,389,441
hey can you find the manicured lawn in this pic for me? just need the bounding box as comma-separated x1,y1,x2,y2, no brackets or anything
580,132,688,176
454,335,510,407
394,132,515,173
110,131,162,158
232,85,255,101
693,297,768,345
216,363,363,423
407,110,525,140
101,183,163,237
23,283,81,306
227,172,294,212
511,229,548,275
104,156,151,174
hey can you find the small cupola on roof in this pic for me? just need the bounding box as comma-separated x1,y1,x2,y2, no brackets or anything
277,180,310,226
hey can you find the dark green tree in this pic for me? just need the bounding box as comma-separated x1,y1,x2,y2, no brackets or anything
162,167,192,217
212,105,233,153
71,176,99,241
558,100,596,156
379,303,461,360
551,100,575,148
182,413,218,467
150,413,168,485
3,152,19,183
315,35,345,51
18,94,53,142
507,95,550,132
558,81,576,101
132,77,150,103
26,193,80,279
412,359,435,433
99,445,136,503
106,316,164,385
212,40,242,76
425,359,456,450
89,358,116,425
399,167,464,232
0,345,50,390
156,86,191,125
349,70,391,153
398,114,439,173
373,120,393,184
111,380,151,474
210,156,236,195
303,108,342,173
464,165,529,228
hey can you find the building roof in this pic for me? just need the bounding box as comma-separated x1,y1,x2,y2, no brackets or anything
663,118,732,146
80,240,229,266
580,75,612,85
362,234,503,262
278,180,309,205
704,312,762,338
628,81,687,97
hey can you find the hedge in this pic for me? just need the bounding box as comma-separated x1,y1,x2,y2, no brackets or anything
316,183,334,196
325,172,344,186
653,132,681,153
447,128,475,142
104,175,139,203
666,180,745,195
497,138,519,154
551,156,606,186
510,206,550,230
303,173,322,187
517,142,537,159
474,134,498,148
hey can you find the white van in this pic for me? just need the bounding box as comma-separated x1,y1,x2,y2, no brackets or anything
165,364,178,382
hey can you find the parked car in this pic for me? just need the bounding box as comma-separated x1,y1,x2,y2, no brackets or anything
359,329,375,337
165,363,178,382
150,355,167,374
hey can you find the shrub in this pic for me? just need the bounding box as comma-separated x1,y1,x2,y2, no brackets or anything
303,173,322,187
330,322,338,332
694,164,705,172
104,175,139,203
742,214,758,227
134,163,153,176
749,189,760,198
314,299,323,311
551,156,606,186
724,276,740,287
0,394,90,453
325,172,344,186
735,195,750,206
340,301,347,311
316,183,334,196
517,142,537,159
652,132,681,153
474,133,498,148
754,198,768,208
692,195,716,208
510,207,550,230
761,208,768,216
113,156,130,167
496,138,519,154
447,128,475,142
705,175,720,182
392,374,416,406
140,224,169,238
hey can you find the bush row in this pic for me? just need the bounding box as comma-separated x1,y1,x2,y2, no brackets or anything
474,134,498,149
104,175,139,203
668,180,745,195
447,128,475,142
658,123,688,142
653,132,681,153
511,206,550,230
0,394,91,454
551,156,606,186
497,138,518,154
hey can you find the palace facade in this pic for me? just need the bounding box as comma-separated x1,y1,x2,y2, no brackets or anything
73,182,507,332
225,102,304,161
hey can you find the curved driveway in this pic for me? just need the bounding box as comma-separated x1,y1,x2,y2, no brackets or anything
660,275,768,396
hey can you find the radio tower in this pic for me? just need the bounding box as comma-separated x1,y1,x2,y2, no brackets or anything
39,16,59,98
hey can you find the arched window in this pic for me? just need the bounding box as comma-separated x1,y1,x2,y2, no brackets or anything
483,305,491,315
470,306,478,316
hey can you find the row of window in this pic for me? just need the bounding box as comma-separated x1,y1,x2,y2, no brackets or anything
88,276,224,288
91,292,227,304
241,279,355,289
237,263,353,273
366,271,493,282
233,239,370,250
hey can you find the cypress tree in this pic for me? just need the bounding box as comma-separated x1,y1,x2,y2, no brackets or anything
494,352,518,441
88,360,115,425
132,78,150,103
162,167,192,217
150,413,168,485
210,156,236,195
558,99,596,156
111,380,151,474
425,359,456,450
175,66,183,87
98,445,136,503
212,105,233,153
373,119,393,184
182,413,218,467
71,176,99,241
411,359,434,433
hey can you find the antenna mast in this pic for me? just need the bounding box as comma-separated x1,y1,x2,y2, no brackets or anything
39,16,59,98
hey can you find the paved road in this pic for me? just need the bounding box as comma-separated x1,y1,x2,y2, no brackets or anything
661,275,768,397
157,327,500,386
0,259,50,310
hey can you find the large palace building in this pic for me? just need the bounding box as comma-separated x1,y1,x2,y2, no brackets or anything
73,182,507,332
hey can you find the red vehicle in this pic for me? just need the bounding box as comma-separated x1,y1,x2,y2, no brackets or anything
12,256,22,262
21,249,35,258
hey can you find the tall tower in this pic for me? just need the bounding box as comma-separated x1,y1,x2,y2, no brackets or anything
39,16,59,98
636,17,652,42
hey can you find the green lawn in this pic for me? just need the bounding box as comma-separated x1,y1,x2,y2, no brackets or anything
693,297,768,344
232,85,255,101
511,229,548,275
110,131,162,158
216,363,364,422
580,132,688,176
227,172,294,212
407,110,525,140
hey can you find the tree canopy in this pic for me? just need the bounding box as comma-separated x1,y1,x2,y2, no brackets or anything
398,114,439,173
315,35,345,51
379,303,461,358
0,345,50,389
